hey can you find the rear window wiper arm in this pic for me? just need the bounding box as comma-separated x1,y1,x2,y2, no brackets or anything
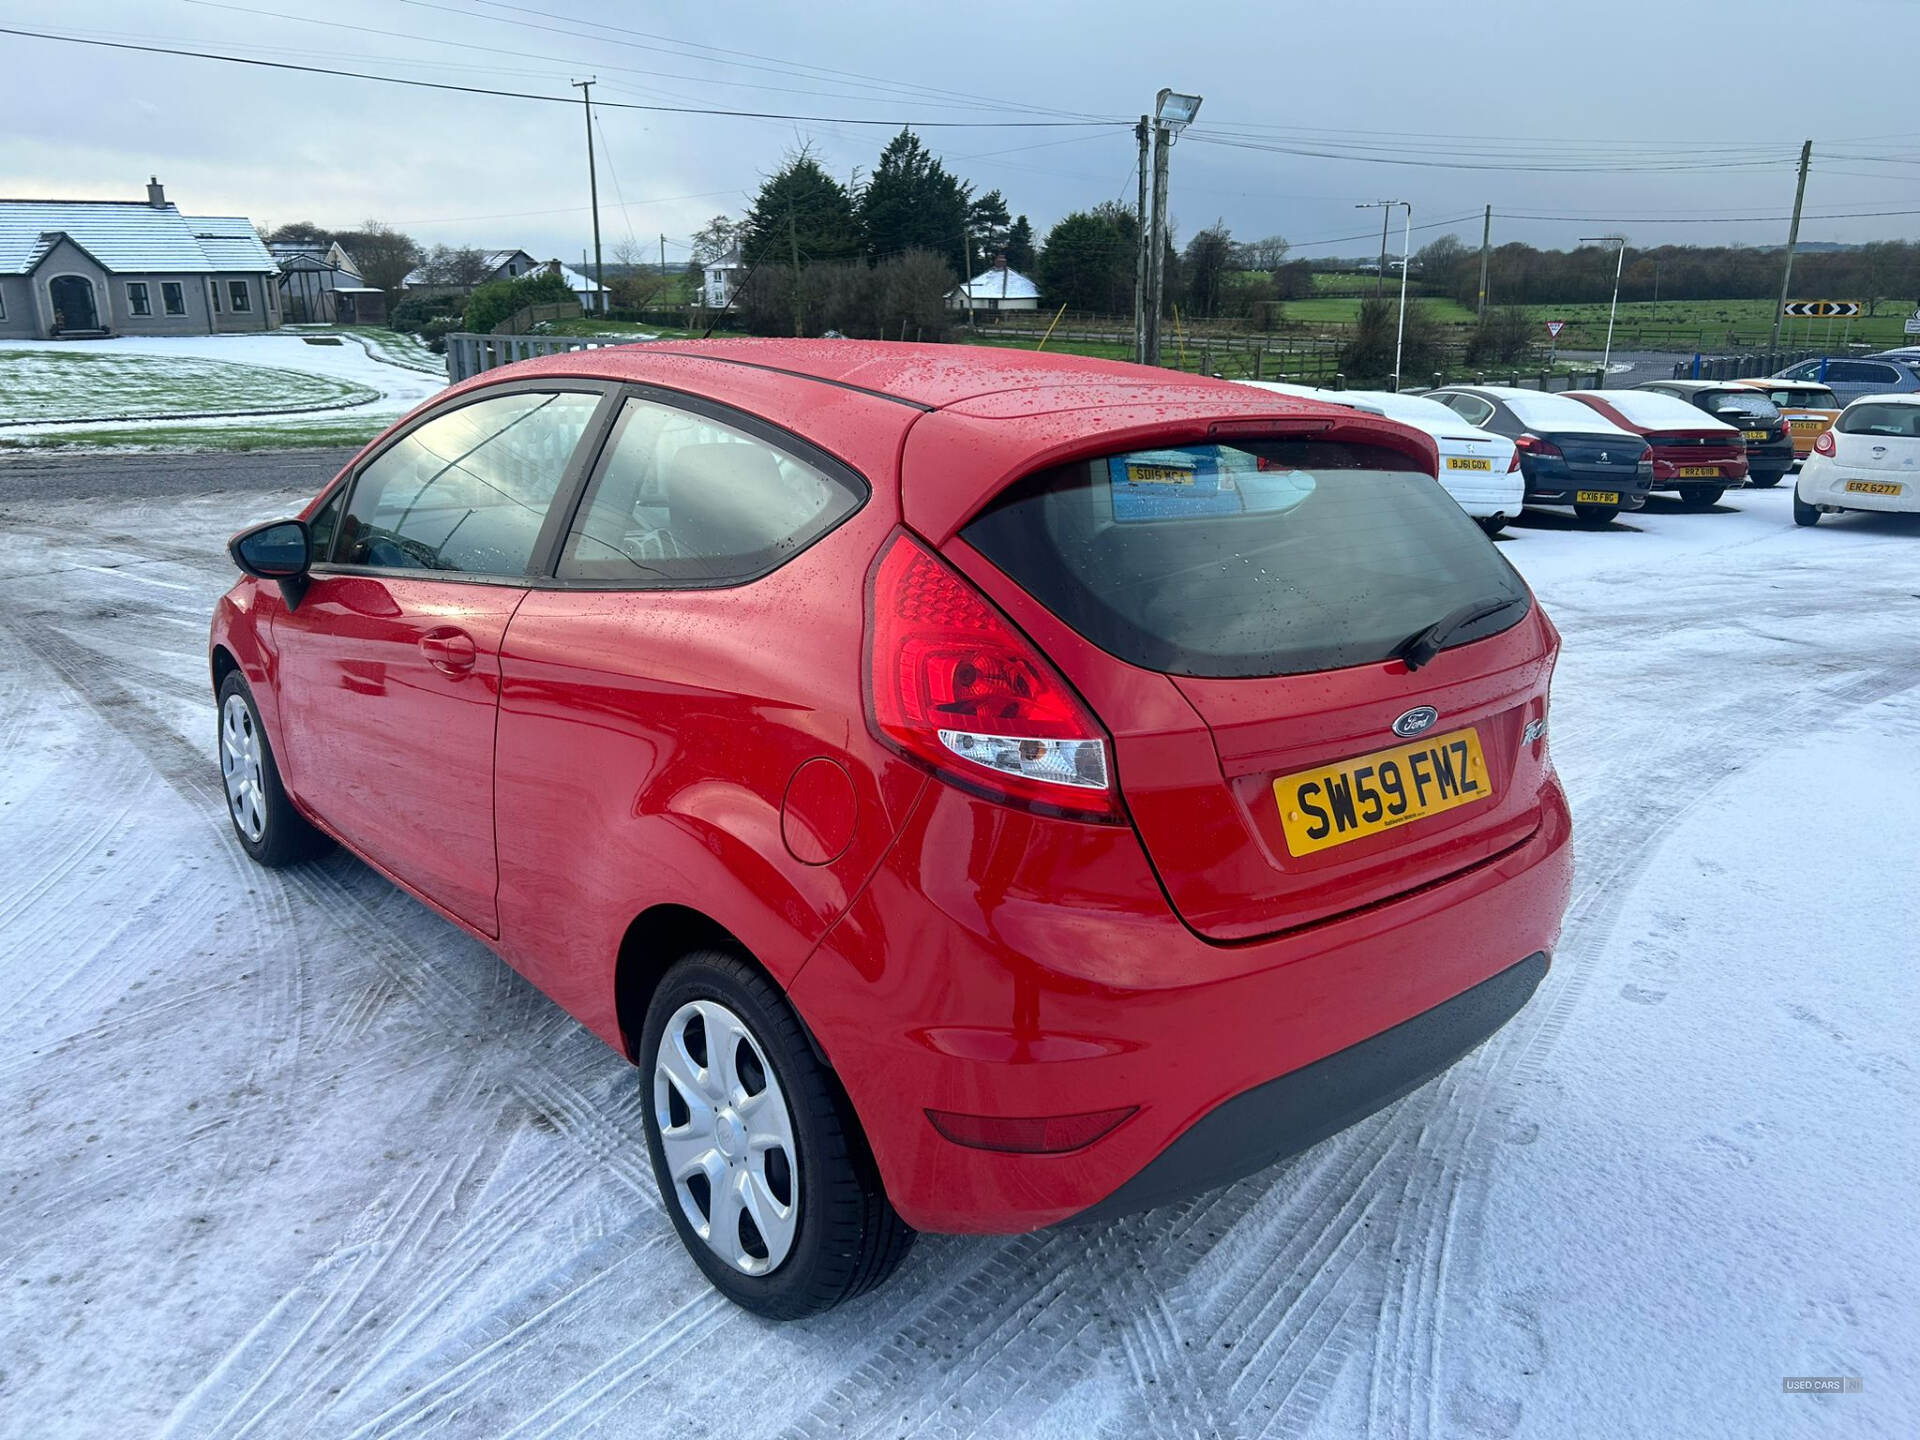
1395,594,1525,671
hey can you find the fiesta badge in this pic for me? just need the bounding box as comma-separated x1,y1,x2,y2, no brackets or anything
1391,705,1440,739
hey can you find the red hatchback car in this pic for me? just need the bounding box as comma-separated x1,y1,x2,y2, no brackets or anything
211,341,1572,1317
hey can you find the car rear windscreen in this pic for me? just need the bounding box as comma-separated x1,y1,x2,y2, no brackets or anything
1702,391,1781,422
1838,403,1920,437
962,439,1530,679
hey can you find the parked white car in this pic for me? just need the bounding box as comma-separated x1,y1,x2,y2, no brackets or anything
1793,394,1920,527
1240,382,1525,533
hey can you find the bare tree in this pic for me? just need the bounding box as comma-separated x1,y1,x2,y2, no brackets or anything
334,221,422,297
690,215,742,265
1237,233,1291,272
418,245,492,289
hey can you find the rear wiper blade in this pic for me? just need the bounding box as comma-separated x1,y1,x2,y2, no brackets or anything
1394,594,1525,671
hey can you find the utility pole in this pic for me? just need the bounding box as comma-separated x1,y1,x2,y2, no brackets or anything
961,226,975,328
1768,140,1812,359
1134,115,1149,364
571,78,603,315
1581,234,1628,377
659,233,666,274
1477,203,1492,317
1146,120,1171,364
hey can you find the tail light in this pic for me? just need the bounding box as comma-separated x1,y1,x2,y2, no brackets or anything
1514,434,1561,459
926,1105,1137,1154
1813,430,1837,457
1506,446,1522,472
865,531,1119,823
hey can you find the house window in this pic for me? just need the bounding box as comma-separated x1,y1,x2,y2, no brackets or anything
210,279,222,313
161,282,185,316
0,289,7,321
507,262,520,277
266,280,278,312
228,280,252,313
127,282,152,316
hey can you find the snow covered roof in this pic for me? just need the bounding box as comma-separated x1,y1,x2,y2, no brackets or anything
546,260,608,294
950,266,1040,302
0,199,274,275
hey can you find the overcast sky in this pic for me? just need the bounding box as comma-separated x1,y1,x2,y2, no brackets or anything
4,0,1915,268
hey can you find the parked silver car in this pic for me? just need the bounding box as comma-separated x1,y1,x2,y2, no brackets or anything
1773,355,1920,403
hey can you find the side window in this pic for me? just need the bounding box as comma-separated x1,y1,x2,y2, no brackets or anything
338,390,601,577
161,282,185,316
1441,394,1495,426
557,397,864,585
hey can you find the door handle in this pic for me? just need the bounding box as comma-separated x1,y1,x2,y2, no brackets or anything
420,627,478,676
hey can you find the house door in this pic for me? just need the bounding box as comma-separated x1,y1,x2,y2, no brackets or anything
49,276,98,331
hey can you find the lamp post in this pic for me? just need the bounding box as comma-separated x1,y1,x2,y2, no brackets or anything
1357,200,1412,390
1143,88,1202,367
1581,234,1628,378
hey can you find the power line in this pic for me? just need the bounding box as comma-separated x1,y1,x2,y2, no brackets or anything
0,25,1128,127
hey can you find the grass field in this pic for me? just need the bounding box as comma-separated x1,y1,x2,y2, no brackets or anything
0,415,388,451
1512,298,1914,352
0,349,378,426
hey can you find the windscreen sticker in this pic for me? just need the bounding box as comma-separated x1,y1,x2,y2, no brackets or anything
1108,446,1315,522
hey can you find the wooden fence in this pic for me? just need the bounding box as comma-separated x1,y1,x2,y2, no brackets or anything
444,332,654,382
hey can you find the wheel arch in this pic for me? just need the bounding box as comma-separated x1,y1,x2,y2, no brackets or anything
211,642,240,695
613,903,835,1071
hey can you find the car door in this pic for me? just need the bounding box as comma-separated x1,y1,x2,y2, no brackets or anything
1822,360,1900,403
273,383,613,935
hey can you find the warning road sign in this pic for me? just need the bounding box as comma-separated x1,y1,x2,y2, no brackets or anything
1782,300,1862,318
1545,320,1565,337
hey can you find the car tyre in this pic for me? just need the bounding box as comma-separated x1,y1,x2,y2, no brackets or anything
640,948,914,1319
1792,493,1822,527
217,672,329,867
1573,503,1619,527
1677,485,1724,511
1475,514,1507,537
1747,472,1783,488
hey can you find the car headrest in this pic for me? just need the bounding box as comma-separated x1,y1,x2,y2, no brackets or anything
665,442,784,560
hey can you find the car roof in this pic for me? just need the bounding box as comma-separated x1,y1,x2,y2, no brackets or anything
1844,392,1920,406
1729,377,1832,391
488,338,1263,412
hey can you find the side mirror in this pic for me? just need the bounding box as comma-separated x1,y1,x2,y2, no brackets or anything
229,518,312,610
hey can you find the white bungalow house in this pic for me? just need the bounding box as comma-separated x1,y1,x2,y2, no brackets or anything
543,260,609,313
0,178,281,338
946,259,1040,313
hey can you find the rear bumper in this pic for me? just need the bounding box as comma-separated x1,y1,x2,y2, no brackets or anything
1797,459,1918,513
1072,951,1547,1222
790,769,1573,1234
1438,471,1527,518
1522,459,1651,507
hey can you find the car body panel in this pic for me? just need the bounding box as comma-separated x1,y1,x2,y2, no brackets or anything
1728,379,1841,459
1773,356,1920,404
210,340,1573,1235
1634,380,1794,482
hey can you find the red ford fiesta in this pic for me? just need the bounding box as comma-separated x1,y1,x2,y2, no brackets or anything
211,341,1572,1318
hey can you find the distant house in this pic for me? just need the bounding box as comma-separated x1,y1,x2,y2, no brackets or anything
0,178,281,338
702,247,745,310
271,240,385,325
947,258,1040,313
542,259,609,314
402,248,542,296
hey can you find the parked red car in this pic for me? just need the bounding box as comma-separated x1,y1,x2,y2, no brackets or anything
1564,389,1749,509
211,342,1572,1317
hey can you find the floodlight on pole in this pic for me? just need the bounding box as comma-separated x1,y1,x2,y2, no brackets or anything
1581,235,1628,377
1143,88,1202,367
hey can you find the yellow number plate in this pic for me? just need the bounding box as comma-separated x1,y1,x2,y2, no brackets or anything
1742,429,1769,441
1845,480,1903,496
1575,489,1620,504
1446,457,1494,471
1274,726,1492,857
1789,419,1825,431
1125,462,1195,485
1677,465,1721,478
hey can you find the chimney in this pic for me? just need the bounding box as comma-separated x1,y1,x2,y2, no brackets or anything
146,176,167,209
992,252,1008,270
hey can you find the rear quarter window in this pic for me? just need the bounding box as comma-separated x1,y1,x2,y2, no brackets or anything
1838,403,1920,437
963,439,1529,679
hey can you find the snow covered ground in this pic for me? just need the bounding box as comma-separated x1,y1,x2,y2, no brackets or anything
0,332,444,439
0,476,1914,1439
